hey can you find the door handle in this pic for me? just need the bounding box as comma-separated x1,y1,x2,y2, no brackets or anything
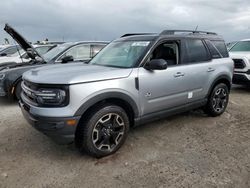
207,67,215,72
174,72,185,77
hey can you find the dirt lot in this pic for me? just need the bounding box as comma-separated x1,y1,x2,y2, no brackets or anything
0,86,250,188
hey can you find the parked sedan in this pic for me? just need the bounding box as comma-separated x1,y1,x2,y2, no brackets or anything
0,44,56,66
42,41,108,64
0,24,108,100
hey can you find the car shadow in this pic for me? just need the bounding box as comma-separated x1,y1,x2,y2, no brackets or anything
232,84,250,93
0,97,17,106
131,109,207,132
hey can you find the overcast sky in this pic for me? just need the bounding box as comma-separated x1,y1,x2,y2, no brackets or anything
0,0,250,44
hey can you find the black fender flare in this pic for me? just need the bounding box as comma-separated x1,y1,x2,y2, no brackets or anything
206,74,232,98
7,77,22,98
74,92,139,118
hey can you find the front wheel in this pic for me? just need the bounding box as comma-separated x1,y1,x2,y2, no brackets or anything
204,83,229,117
14,81,22,100
76,105,130,158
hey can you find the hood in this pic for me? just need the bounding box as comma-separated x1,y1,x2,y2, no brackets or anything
1,64,43,75
229,51,250,59
23,63,133,85
4,24,44,61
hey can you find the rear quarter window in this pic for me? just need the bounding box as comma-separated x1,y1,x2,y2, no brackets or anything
205,40,222,59
210,40,229,58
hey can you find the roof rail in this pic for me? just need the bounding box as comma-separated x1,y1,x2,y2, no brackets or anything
160,30,217,35
120,33,156,38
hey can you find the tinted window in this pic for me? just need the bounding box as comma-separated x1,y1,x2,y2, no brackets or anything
186,39,210,62
92,45,106,57
211,40,228,57
229,41,250,52
205,40,221,59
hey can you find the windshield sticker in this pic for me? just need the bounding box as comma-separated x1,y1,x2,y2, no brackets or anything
132,42,150,47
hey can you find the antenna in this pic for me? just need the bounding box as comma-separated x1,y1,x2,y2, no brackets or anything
195,25,198,32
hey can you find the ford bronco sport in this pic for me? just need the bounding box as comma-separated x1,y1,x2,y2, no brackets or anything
20,30,234,157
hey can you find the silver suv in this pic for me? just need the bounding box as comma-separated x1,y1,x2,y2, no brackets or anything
20,30,234,157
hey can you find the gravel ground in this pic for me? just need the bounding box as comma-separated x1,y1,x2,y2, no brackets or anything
0,86,250,188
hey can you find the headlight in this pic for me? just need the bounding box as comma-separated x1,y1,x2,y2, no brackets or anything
36,88,67,106
0,73,5,80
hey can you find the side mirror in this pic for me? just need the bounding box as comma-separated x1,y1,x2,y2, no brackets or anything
26,48,37,59
61,55,74,63
145,59,167,70
0,53,7,56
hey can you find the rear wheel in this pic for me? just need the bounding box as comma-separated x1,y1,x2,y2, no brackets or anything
76,104,130,158
204,83,229,117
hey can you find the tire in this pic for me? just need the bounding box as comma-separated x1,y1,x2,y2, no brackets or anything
14,81,22,100
76,104,130,158
204,83,229,117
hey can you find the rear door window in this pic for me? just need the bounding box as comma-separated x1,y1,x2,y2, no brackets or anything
186,39,210,63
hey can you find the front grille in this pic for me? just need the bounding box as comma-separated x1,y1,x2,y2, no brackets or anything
233,59,246,69
21,80,39,106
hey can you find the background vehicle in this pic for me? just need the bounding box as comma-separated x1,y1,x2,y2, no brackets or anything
226,41,237,50
0,44,56,65
229,39,250,85
0,45,21,56
20,30,233,158
0,24,108,100
42,41,108,64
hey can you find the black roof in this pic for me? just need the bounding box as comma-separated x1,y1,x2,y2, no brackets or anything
118,30,224,41
117,35,158,41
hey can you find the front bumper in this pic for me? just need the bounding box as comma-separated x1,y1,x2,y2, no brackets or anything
19,100,81,144
233,70,250,85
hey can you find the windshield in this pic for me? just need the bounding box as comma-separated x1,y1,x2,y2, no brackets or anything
35,46,52,55
89,41,150,68
229,41,250,52
10,49,25,57
43,43,72,62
